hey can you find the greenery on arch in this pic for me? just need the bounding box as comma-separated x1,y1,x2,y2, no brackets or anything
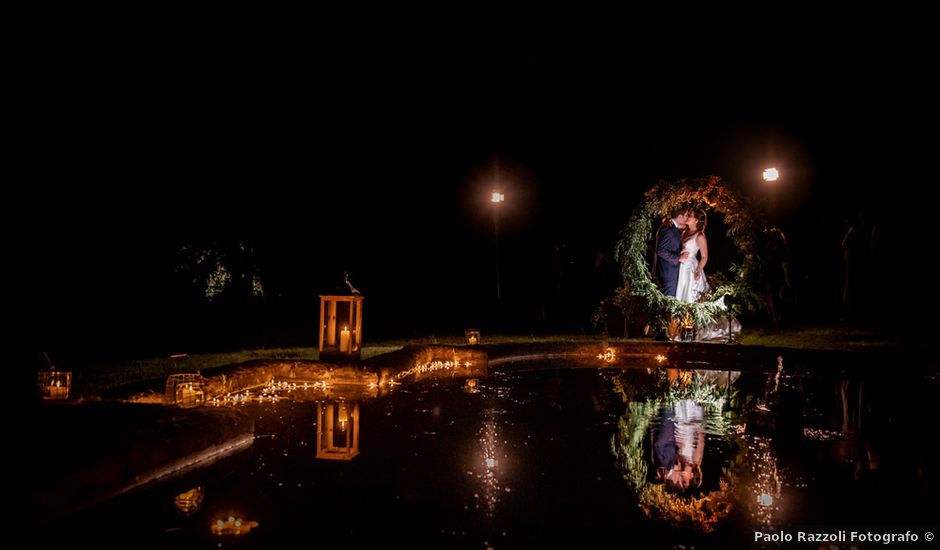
612,176,763,328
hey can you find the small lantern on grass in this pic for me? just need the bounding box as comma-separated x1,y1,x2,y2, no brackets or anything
38,369,71,400
37,352,70,400
166,373,205,408
465,329,480,345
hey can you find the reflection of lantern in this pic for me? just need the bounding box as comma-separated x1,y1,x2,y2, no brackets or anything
464,378,480,393
316,400,360,460
465,329,480,346
174,486,205,514
319,295,363,360
166,374,205,408
337,402,348,431
38,368,71,400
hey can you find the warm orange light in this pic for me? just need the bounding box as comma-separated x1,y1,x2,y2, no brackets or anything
762,168,779,182
212,516,259,536
340,326,351,353
174,487,204,513
337,401,349,431
491,192,504,203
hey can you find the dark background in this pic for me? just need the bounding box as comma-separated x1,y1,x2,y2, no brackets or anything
14,26,935,365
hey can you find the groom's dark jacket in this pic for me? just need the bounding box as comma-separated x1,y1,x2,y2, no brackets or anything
656,221,682,297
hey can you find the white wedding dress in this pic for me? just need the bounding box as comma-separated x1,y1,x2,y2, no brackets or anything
674,236,742,342
676,238,708,303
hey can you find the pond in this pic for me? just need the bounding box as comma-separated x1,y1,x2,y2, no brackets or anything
47,357,940,548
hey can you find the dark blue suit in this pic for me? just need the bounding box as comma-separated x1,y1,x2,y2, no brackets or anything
652,407,677,472
656,221,682,297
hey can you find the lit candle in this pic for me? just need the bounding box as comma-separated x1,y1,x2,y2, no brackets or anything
47,379,68,399
468,335,478,345
340,326,351,353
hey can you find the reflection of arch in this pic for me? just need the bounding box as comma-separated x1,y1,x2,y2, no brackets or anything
610,370,741,532
316,401,360,461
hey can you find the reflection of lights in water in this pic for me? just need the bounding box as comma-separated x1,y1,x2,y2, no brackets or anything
212,516,259,536
655,354,667,363
744,436,783,526
464,379,480,394
337,402,348,432
597,349,616,363
396,360,472,380
174,486,204,514
475,408,502,517
209,380,331,406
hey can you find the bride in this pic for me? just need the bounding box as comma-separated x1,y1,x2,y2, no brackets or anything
675,208,741,341
676,208,708,303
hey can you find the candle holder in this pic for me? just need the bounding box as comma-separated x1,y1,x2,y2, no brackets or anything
464,329,480,346
319,294,364,361
165,373,206,408
37,368,71,400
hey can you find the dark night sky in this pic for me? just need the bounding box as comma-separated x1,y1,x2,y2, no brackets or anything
15,28,936,362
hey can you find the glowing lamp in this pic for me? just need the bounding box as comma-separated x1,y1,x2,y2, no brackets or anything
762,168,779,182
490,192,504,203
37,368,71,400
319,295,364,361
465,329,481,346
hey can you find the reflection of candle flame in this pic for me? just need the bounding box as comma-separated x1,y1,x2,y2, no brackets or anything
338,402,348,431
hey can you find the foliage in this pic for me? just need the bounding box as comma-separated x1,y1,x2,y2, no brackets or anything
176,241,264,302
612,176,763,328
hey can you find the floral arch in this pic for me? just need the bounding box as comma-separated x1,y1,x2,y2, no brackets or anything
613,176,762,327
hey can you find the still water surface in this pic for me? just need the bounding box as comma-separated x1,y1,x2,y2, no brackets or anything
50,360,939,548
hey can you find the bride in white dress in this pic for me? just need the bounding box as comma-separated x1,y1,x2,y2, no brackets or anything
675,209,709,303
675,209,741,341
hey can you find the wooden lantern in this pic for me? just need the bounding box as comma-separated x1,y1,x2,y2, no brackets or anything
315,400,360,460
38,368,71,400
166,373,205,408
319,295,363,361
465,328,480,346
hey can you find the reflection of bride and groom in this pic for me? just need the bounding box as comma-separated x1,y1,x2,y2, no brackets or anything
655,207,741,341
652,399,705,491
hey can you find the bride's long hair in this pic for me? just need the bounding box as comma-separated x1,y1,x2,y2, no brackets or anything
682,208,707,243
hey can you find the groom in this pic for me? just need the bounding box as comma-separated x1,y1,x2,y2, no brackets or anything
656,207,690,297
655,208,689,339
